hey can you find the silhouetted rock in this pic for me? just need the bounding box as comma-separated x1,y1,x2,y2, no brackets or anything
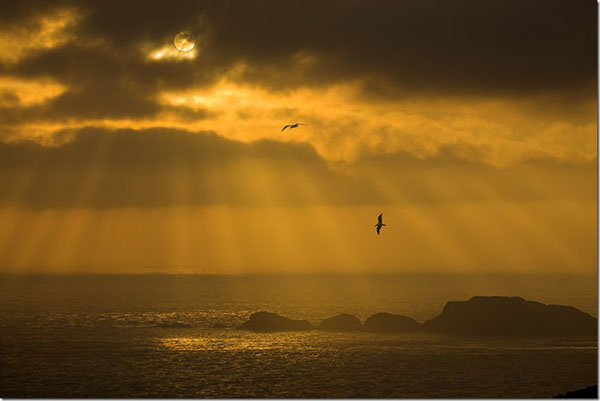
239,311,313,332
424,296,597,336
154,321,192,328
319,313,361,331
554,384,597,398
363,312,423,332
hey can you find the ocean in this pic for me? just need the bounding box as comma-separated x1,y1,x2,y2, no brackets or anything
0,273,597,398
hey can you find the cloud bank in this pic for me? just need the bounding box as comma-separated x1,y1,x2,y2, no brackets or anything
0,128,594,209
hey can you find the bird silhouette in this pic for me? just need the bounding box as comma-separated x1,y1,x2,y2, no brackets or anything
375,213,386,235
281,123,306,132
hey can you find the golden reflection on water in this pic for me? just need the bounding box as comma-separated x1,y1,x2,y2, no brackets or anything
160,337,213,351
160,332,313,351
159,331,598,354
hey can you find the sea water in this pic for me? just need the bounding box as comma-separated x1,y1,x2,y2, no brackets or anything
0,273,596,398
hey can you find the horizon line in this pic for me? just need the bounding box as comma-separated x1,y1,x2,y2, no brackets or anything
0,271,596,277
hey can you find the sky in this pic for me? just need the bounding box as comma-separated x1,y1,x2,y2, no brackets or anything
0,0,596,274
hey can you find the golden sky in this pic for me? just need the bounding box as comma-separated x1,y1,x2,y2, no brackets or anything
0,0,596,273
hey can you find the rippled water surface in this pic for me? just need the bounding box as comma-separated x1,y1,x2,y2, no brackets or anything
0,273,597,398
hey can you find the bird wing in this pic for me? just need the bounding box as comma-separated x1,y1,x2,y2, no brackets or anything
376,225,381,235
298,123,307,126
281,125,290,132
378,213,383,224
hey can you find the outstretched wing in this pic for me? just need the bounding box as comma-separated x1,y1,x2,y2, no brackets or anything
281,125,290,132
376,225,381,235
378,213,383,224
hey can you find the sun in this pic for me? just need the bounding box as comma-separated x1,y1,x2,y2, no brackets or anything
173,31,195,52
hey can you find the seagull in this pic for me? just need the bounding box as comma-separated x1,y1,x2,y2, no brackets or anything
375,213,386,235
281,123,306,132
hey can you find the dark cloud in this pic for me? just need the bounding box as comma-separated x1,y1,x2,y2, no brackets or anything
0,127,369,208
86,0,598,94
0,42,215,123
0,127,594,209
5,43,207,120
353,146,597,205
2,0,596,122
201,0,597,96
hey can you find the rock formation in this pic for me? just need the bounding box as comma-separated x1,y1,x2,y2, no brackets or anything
554,384,597,398
239,296,597,337
319,313,361,331
239,311,313,332
363,312,423,332
424,296,597,336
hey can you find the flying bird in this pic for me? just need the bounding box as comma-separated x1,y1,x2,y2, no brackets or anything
375,213,386,235
281,123,306,132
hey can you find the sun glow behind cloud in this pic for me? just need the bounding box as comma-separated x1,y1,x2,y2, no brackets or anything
0,8,81,64
157,79,596,166
148,45,198,61
2,77,594,170
0,77,67,106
